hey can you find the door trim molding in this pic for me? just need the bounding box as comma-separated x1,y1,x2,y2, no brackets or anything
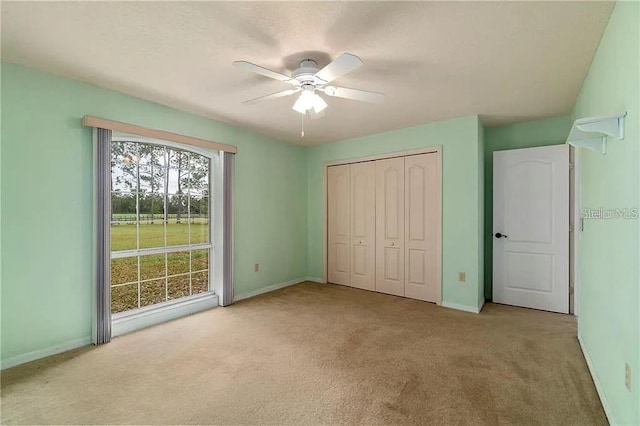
324,147,440,168
322,146,442,305
571,147,580,316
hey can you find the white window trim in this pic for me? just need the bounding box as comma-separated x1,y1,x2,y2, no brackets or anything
107,132,223,336
112,292,218,336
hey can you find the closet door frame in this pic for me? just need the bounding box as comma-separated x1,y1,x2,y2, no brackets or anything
322,146,442,305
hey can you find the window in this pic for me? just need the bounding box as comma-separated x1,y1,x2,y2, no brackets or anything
109,137,214,315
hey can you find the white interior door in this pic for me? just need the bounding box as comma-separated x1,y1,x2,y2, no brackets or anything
404,153,440,302
327,164,350,286
375,157,405,296
350,162,376,291
493,145,569,313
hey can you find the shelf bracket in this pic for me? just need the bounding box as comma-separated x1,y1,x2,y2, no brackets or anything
566,112,627,155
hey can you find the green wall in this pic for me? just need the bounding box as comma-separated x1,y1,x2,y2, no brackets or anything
483,115,572,298
0,62,308,362
571,2,639,424
306,115,485,311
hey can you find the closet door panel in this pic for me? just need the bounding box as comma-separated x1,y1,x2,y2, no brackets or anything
327,165,351,285
405,153,440,302
350,162,376,290
375,157,405,296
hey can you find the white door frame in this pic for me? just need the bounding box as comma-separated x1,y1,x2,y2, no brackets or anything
570,146,580,316
321,146,443,305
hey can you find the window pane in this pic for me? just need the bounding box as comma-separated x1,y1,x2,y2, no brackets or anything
190,196,209,244
111,283,138,314
140,254,166,281
167,167,189,195
111,162,138,192
111,257,138,285
111,141,138,164
111,193,137,251
166,208,189,246
189,153,209,195
191,249,209,272
168,148,190,170
167,275,190,300
139,198,165,249
192,271,209,295
140,279,166,307
138,193,164,224
139,165,165,194
138,145,166,167
167,251,190,276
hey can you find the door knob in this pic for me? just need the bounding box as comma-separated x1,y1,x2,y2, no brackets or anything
494,232,508,239
391,242,395,247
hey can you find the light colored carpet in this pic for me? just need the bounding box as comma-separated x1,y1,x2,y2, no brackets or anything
1,282,605,425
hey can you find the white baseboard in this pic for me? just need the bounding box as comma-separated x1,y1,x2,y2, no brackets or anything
578,333,615,425
477,298,485,313
234,277,306,302
304,276,325,283
1,336,92,371
441,301,482,314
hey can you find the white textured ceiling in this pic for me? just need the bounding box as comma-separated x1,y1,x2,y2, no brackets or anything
1,1,614,145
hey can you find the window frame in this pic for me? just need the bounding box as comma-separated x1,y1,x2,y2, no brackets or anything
108,132,221,323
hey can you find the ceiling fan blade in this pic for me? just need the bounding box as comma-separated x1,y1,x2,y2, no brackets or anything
325,86,385,103
314,53,363,83
233,61,293,83
243,89,300,105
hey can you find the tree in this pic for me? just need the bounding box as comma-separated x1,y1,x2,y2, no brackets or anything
110,142,211,226
168,148,189,224
138,144,165,223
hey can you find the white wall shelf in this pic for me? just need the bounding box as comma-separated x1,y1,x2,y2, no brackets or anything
566,112,627,155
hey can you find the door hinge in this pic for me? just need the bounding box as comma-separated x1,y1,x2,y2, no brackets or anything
569,285,574,295
569,162,575,170
569,225,574,233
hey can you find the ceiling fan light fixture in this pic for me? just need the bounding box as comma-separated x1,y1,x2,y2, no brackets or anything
292,95,310,114
292,89,317,114
311,94,327,113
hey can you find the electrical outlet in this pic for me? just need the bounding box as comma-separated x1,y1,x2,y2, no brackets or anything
458,272,466,282
625,363,632,391
254,263,259,272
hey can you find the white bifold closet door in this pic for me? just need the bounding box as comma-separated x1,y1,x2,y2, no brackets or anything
350,162,376,291
404,153,440,302
327,164,351,286
375,157,405,296
326,151,440,303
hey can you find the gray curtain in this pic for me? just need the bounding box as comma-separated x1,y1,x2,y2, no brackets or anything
222,152,234,306
95,128,112,344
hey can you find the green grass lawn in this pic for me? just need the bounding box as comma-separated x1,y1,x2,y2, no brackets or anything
110,221,210,313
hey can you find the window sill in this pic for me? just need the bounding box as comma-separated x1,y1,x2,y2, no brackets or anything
112,292,218,337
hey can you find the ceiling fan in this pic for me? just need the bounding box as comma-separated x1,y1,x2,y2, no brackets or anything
233,53,385,115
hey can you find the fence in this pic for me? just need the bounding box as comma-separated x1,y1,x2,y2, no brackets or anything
111,214,208,225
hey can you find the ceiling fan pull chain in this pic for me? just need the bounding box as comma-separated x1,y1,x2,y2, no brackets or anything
301,112,306,138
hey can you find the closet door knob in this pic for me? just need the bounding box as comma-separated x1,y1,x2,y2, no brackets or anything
391,242,395,247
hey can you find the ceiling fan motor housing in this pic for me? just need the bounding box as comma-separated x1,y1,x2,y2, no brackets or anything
292,59,325,85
